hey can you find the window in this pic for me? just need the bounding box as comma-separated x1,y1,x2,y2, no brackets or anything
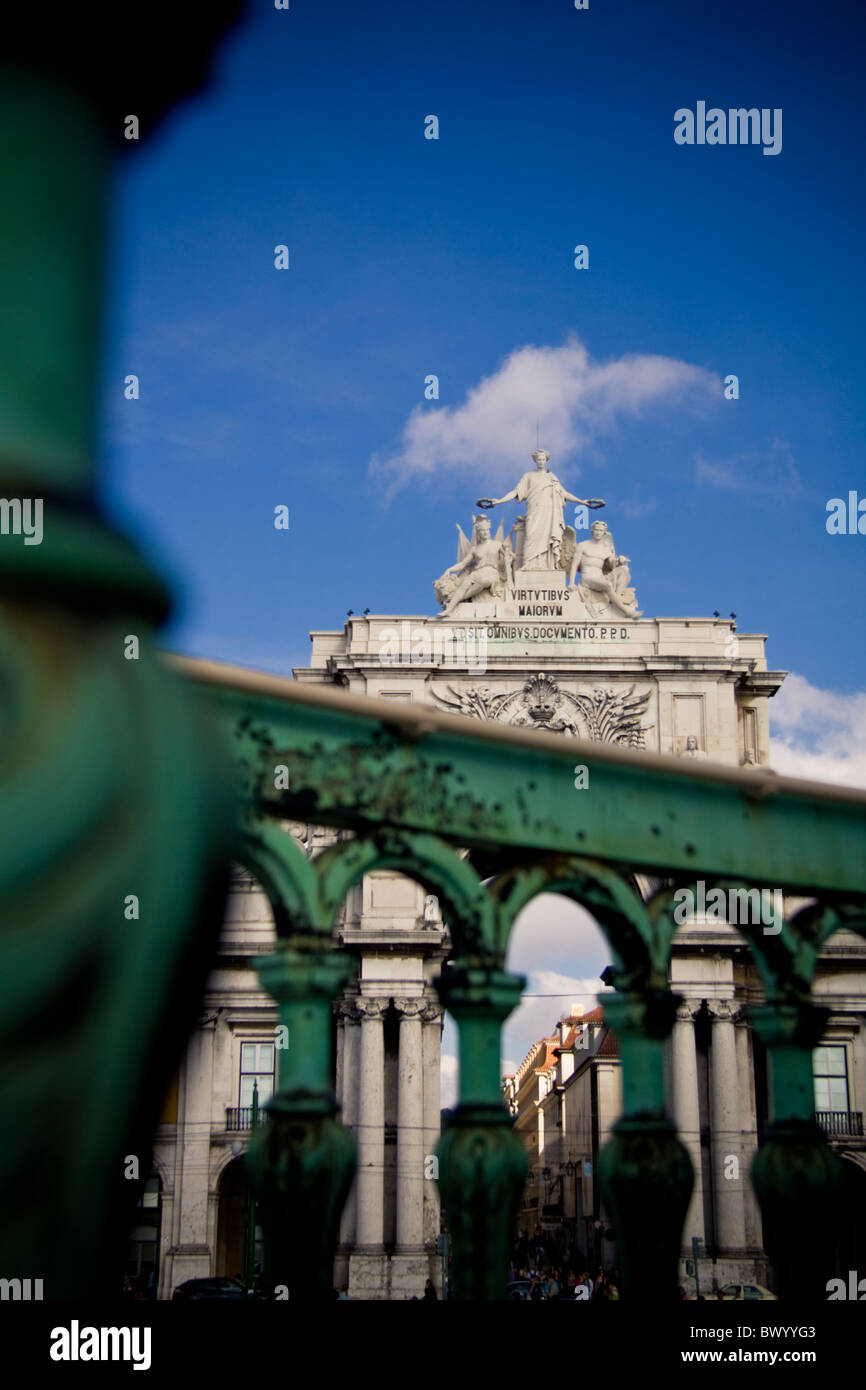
813,1045,849,1113
240,1042,275,1108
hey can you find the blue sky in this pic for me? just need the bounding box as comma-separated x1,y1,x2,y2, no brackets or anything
95,0,866,1083
100,0,865,792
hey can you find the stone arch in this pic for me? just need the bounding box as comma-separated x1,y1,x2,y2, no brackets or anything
149,1150,172,1196
211,1142,246,1190
215,1155,256,1281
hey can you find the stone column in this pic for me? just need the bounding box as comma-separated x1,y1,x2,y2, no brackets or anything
422,1000,444,1246
337,1000,361,1248
170,1017,216,1289
671,1002,705,1245
708,1000,746,1253
395,997,426,1249
355,997,388,1248
735,1015,762,1250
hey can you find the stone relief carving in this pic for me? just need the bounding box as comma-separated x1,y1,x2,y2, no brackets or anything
419,894,442,929
431,673,651,747
680,735,707,760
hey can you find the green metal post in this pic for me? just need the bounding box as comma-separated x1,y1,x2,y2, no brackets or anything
749,1002,845,1299
0,48,237,1296
435,963,528,1300
245,944,356,1300
596,990,693,1301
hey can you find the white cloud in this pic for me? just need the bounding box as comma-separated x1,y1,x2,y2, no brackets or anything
372,336,717,491
769,672,866,788
505,892,611,974
503,972,614,1078
695,438,801,495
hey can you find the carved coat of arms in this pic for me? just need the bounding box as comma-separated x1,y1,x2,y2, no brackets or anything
432,673,651,747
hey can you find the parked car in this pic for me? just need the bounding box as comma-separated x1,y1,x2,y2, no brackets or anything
717,1283,777,1301
507,1279,546,1300
172,1277,250,1300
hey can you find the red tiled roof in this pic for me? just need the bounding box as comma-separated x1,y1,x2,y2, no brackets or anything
596,1027,619,1058
559,1004,605,1025
535,1041,560,1072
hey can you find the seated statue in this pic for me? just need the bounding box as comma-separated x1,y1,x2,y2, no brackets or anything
561,520,641,619
434,515,514,616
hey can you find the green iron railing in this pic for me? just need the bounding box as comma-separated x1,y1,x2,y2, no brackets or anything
177,657,866,1303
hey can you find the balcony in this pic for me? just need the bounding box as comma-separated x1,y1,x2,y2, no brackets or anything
225,1107,268,1132
815,1110,864,1137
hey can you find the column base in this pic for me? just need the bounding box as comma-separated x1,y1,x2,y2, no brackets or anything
164,1245,211,1296
678,1253,772,1298
348,1250,391,1301
346,1249,437,1300
390,1248,434,1300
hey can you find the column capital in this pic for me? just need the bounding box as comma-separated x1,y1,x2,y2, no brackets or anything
335,998,361,1023
394,997,427,1019
675,1002,699,1024
356,996,389,1021
706,999,740,1023
421,1000,445,1024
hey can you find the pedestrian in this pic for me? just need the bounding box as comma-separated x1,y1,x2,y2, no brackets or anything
424,1278,438,1300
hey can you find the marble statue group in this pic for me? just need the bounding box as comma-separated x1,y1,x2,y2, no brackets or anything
433,449,642,620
